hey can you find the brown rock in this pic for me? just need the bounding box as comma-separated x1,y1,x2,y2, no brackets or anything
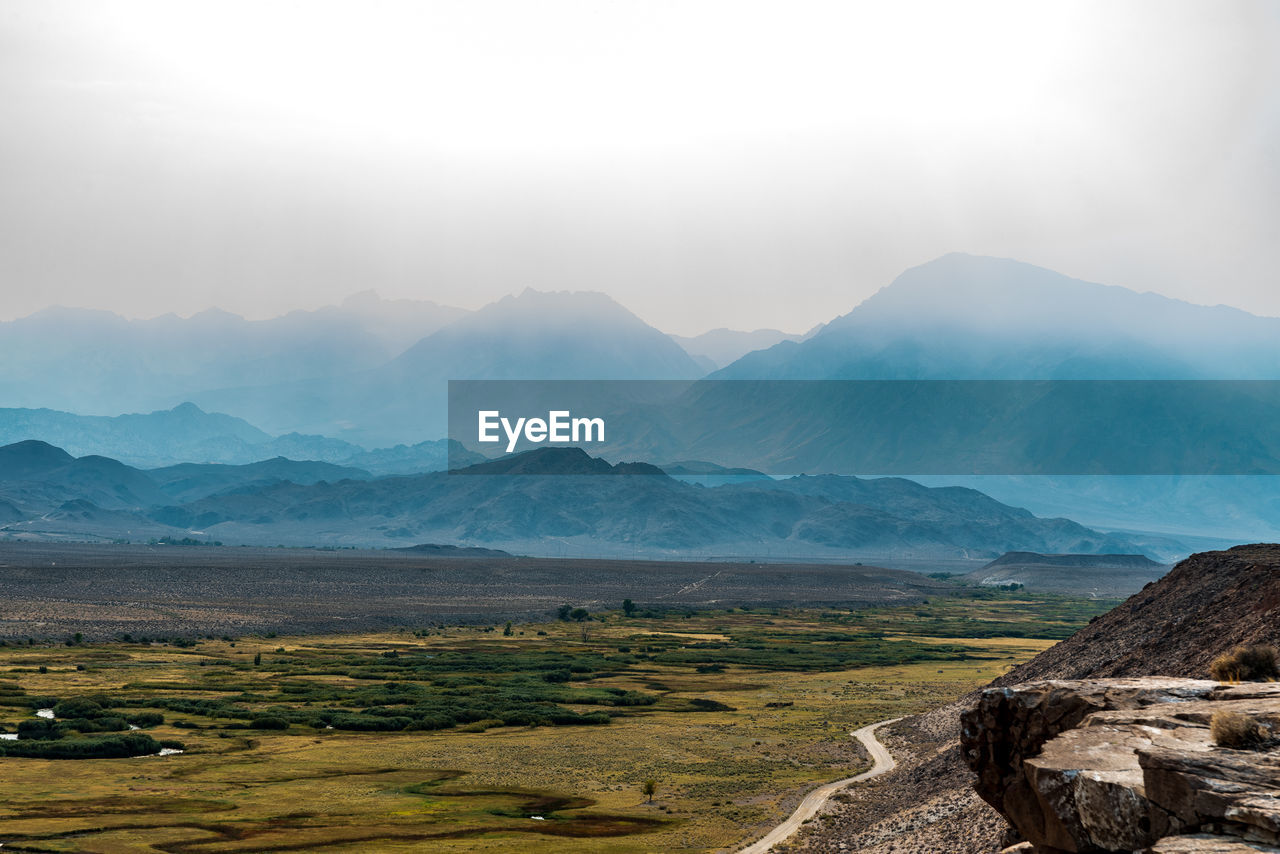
1141,745,1280,844
963,678,1280,853
961,677,1217,820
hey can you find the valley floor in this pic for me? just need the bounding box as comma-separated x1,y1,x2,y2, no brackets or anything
0,599,1100,853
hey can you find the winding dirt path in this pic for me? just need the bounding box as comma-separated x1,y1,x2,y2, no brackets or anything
736,717,902,854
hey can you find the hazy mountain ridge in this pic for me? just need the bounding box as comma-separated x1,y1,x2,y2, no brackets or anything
0,441,1157,561
188,289,707,444
716,253,1280,381
0,403,482,474
0,293,469,415
5,255,1280,543
671,327,803,369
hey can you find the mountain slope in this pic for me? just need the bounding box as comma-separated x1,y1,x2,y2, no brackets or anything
390,289,704,382
671,328,801,369
147,458,372,504
717,253,1280,381
0,442,169,510
0,404,479,474
995,543,1280,683
0,439,75,479
0,294,468,415
193,289,707,445
960,551,1168,595
0,403,271,466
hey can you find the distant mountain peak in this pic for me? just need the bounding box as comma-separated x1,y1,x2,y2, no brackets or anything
717,253,1280,380
187,307,243,321
494,288,642,318
0,439,75,479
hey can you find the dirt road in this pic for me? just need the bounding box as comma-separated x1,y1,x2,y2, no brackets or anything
736,717,902,854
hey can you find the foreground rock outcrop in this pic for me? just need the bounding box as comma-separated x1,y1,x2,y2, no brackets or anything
783,546,1280,853
962,678,1280,853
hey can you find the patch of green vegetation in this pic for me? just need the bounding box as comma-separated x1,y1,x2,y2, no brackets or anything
0,732,167,759
0,590,1108,851
819,590,1121,639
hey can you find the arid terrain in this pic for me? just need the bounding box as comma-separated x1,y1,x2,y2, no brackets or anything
0,541,957,640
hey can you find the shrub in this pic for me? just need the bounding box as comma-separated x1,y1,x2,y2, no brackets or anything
17,718,61,740
0,732,160,759
248,715,289,730
407,714,454,731
688,698,735,712
459,718,503,732
64,716,126,733
1210,644,1279,682
327,714,412,731
1210,710,1268,748
53,698,104,719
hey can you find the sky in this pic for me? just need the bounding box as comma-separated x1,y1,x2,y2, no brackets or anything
1,1,1278,336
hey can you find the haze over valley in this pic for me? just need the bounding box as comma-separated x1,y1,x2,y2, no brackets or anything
3,5,1279,852
4,254,1278,552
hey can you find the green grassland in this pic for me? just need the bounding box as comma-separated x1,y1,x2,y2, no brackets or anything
0,592,1115,853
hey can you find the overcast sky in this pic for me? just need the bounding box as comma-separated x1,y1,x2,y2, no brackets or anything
2,1,1277,336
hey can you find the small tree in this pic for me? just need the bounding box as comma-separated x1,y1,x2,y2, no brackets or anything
557,605,572,621
570,608,589,622
622,599,637,617
641,778,658,803
253,652,262,666
503,621,513,637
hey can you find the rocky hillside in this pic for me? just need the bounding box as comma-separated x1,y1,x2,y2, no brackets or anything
997,544,1280,684
786,544,1280,853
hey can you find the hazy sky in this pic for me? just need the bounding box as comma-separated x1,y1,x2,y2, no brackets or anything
2,1,1278,336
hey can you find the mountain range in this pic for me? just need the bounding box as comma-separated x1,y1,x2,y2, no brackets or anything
0,441,1165,561
0,292,467,417
0,403,483,473
189,289,707,444
3,253,1279,544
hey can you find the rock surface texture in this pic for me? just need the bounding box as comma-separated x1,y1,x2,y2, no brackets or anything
962,677,1280,853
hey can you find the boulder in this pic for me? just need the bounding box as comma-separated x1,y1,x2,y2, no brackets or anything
961,678,1280,853
960,678,1218,820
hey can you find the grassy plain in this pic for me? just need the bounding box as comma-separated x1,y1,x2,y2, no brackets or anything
0,593,1112,853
